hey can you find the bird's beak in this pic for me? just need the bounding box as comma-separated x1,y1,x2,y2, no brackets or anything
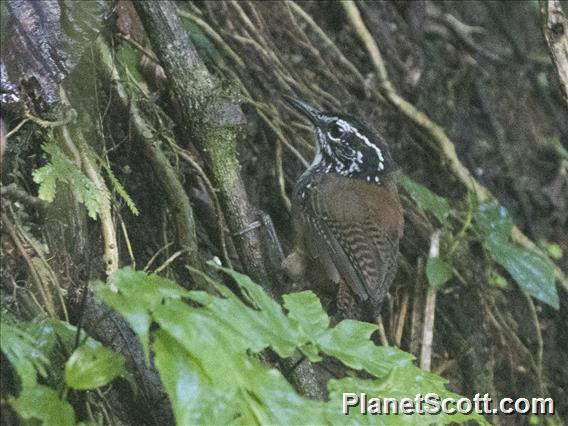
283,96,322,126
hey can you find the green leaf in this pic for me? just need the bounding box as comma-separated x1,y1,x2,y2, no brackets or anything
104,164,140,216
93,267,477,425
116,43,145,83
152,303,326,425
65,344,125,390
153,330,236,425
284,291,329,337
475,201,559,309
33,141,102,219
399,175,450,224
32,163,57,202
489,271,508,289
426,257,453,288
485,236,559,309
543,242,563,260
283,291,329,360
0,322,49,388
316,320,413,378
204,265,302,357
551,136,568,161
91,267,190,360
474,200,513,241
13,385,75,426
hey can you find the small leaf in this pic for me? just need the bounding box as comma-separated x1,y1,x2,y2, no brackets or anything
543,242,563,260
551,136,568,161
13,385,75,426
489,271,508,289
33,142,102,219
65,344,125,390
426,257,453,288
485,236,559,309
104,164,140,216
32,164,57,202
116,43,145,83
400,175,450,224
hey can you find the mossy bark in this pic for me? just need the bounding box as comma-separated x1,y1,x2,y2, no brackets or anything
133,0,272,292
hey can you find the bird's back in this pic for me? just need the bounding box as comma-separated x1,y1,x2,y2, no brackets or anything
293,171,403,311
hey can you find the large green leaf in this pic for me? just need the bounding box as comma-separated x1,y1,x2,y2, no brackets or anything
399,175,450,224
65,344,125,390
13,385,75,426
0,322,49,388
316,320,413,378
485,236,559,309
474,200,513,241
190,266,302,357
94,267,476,425
153,331,236,425
474,201,559,309
152,301,326,425
91,267,190,359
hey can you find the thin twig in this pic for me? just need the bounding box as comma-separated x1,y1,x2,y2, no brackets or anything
393,290,409,348
274,134,292,212
523,292,546,394
168,141,233,268
409,258,424,357
420,230,441,371
143,242,174,273
256,108,309,168
377,316,389,346
178,9,245,68
5,118,30,139
3,213,53,316
286,0,366,84
116,33,159,63
154,250,187,274
119,215,136,269
60,109,119,286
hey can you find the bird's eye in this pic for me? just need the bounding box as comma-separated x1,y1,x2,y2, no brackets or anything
328,122,344,140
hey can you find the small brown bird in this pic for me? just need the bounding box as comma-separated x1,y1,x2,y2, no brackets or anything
282,97,403,320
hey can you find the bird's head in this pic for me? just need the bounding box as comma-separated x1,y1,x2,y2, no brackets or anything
284,96,394,184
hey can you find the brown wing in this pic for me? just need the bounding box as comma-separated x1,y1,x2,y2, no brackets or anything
299,175,403,308
305,214,399,307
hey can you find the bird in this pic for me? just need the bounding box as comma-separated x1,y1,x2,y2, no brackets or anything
282,96,404,320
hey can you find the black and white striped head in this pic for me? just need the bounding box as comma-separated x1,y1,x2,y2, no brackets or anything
285,97,394,184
